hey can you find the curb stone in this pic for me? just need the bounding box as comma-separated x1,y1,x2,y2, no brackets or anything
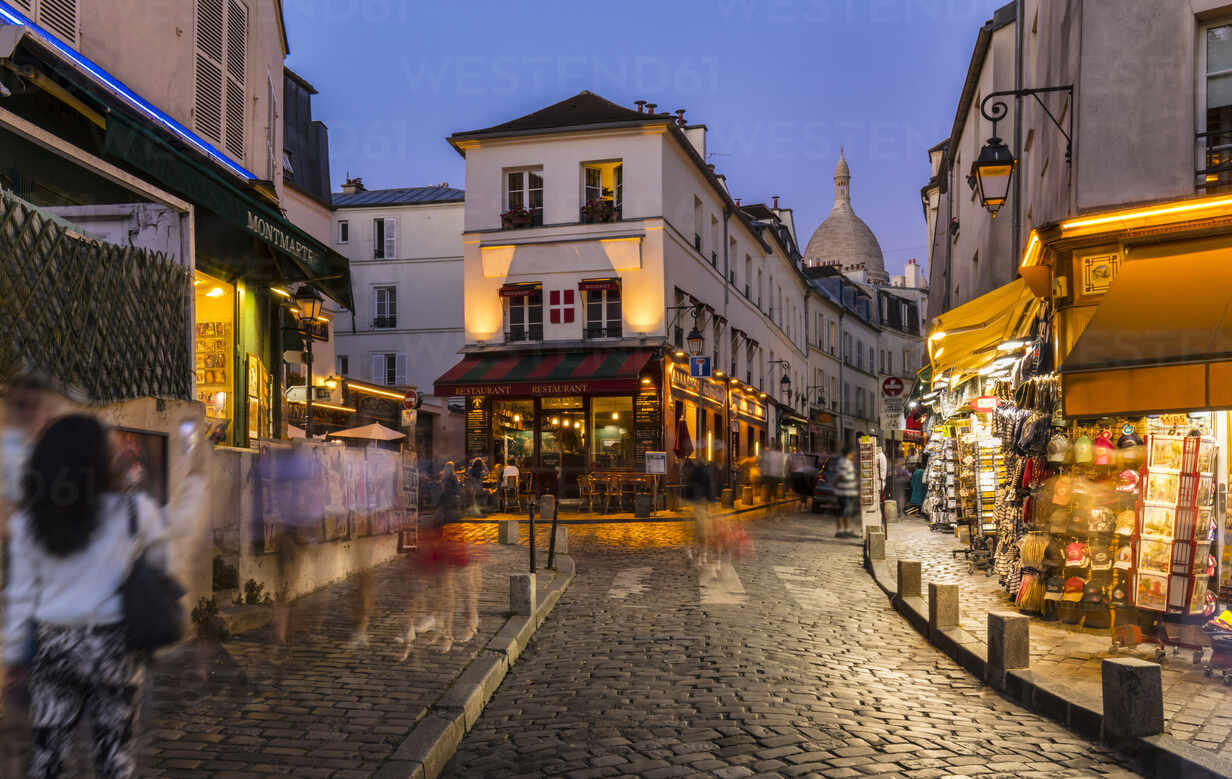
379,554,578,779
445,498,801,525
864,541,1232,778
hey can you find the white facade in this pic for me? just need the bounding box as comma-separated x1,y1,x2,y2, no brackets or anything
332,192,466,393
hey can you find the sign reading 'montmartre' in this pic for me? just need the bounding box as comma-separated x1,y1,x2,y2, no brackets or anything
246,211,318,265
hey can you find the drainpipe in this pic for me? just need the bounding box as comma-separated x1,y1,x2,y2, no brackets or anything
722,205,732,491
838,305,846,447
1012,0,1024,277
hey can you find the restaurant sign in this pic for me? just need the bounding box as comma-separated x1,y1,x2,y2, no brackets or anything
670,365,724,405
436,379,639,397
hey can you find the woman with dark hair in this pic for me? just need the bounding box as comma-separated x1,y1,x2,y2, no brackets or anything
3,414,206,778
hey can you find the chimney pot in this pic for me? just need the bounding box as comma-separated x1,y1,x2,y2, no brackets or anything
675,109,686,126
646,102,657,114
772,195,780,209
635,99,645,113
735,198,741,205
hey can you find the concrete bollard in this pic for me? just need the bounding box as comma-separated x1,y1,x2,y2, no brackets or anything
928,582,959,635
896,560,922,599
553,526,568,555
634,494,651,518
987,611,1030,688
721,488,734,508
865,528,885,561
741,486,753,505
539,494,556,521
1101,658,1164,741
510,573,536,616
884,500,899,521
498,520,519,545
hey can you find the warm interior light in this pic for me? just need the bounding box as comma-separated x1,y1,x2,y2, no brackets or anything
1061,195,1232,232
324,379,338,389
513,414,521,423
707,431,713,461
641,377,652,385
315,316,329,324
674,351,686,358
205,287,224,298
611,412,620,420
270,287,291,299
551,417,560,426
755,440,760,456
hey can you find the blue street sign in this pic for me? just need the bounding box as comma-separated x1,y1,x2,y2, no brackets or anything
689,356,712,378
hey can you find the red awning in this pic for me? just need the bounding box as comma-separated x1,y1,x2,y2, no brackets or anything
499,284,540,298
578,278,619,292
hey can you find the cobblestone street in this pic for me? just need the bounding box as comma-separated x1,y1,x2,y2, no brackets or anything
445,511,1140,778
884,518,1232,764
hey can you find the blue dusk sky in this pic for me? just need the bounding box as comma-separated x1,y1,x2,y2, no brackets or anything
285,0,1006,278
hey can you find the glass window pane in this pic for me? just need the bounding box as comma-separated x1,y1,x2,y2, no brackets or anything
1210,73,1232,111
492,400,534,467
607,297,620,322
1210,25,1232,73
592,396,633,468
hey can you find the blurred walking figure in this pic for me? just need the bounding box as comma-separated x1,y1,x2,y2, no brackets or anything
4,414,206,778
465,456,489,517
833,446,859,538
683,458,713,568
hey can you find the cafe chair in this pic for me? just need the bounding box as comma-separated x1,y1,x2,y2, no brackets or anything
578,474,595,513
518,472,535,511
501,474,520,512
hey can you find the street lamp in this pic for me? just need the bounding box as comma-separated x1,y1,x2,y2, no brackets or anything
973,85,1073,216
294,284,325,439
686,324,705,356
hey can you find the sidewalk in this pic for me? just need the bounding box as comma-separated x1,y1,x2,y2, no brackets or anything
881,519,1232,764
3,541,566,778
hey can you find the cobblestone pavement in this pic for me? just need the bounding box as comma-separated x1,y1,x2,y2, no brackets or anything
445,511,1140,778
884,518,1232,763
2,544,538,778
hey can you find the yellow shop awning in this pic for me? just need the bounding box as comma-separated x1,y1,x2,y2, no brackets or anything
1061,251,1232,416
928,278,1040,384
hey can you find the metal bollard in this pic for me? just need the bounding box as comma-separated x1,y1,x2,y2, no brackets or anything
528,499,536,573
547,499,560,569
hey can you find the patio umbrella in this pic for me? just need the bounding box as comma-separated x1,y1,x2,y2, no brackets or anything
326,422,405,442
673,418,694,459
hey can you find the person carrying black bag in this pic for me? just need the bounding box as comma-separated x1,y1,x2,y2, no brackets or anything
3,415,206,778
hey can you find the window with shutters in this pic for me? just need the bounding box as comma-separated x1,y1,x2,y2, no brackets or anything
371,353,407,386
372,286,396,329
195,0,247,160
372,217,397,259
14,1,78,46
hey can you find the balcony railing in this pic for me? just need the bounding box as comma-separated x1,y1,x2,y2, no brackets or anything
500,208,543,229
372,315,397,329
584,323,623,340
1197,129,1232,192
505,324,544,343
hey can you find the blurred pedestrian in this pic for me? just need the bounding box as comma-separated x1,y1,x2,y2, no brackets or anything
908,454,928,517
833,446,859,538
465,456,489,517
683,458,714,567
4,414,206,778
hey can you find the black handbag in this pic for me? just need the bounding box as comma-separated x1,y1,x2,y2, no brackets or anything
120,495,186,651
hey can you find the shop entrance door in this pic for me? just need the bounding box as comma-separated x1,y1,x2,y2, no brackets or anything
539,396,586,498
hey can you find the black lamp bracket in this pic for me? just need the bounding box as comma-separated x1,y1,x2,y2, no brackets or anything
980,85,1074,162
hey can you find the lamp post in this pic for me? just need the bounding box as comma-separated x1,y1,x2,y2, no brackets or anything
971,85,1073,216
768,359,791,449
294,284,324,439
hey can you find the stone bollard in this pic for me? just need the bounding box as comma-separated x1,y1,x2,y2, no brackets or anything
510,573,536,616
896,560,922,599
1101,658,1164,741
865,529,885,561
928,582,959,636
884,500,899,521
987,611,1030,689
539,494,556,521
741,486,753,505
498,520,520,545
721,488,734,508
553,526,568,555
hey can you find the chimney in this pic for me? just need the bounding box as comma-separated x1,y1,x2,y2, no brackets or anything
675,109,686,126
707,163,716,173
646,102,657,114
635,100,645,113
341,176,365,195
772,195,780,209
438,181,448,188
735,198,741,206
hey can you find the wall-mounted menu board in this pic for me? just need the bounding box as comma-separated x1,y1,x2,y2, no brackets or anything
466,396,490,459
634,389,661,466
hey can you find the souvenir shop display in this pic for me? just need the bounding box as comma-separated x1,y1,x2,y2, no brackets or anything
923,428,959,532
858,436,881,532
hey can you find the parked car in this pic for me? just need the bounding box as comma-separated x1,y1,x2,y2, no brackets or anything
811,454,842,514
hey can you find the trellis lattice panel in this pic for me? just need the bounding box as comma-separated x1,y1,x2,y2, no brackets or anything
0,191,192,402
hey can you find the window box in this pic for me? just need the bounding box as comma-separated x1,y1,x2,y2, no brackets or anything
580,200,618,224
501,208,540,229
584,324,623,340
